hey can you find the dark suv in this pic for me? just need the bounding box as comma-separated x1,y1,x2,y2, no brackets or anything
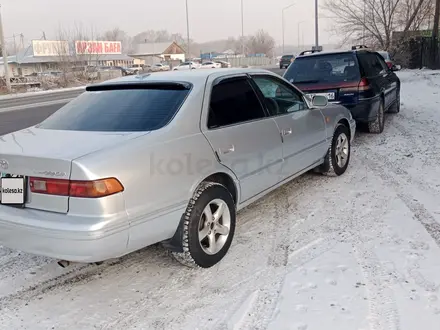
279,55,295,69
283,48,400,134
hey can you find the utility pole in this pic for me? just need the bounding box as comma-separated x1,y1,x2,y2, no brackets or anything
315,0,319,49
297,21,305,49
432,0,439,68
363,0,366,44
185,0,190,61
282,3,296,55
241,0,245,55
0,5,11,93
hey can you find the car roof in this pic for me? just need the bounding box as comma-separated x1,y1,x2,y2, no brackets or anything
91,68,275,87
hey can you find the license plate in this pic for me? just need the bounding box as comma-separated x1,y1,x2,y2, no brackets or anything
307,92,335,101
0,176,25,205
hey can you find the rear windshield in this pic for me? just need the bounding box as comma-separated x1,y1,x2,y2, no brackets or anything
37,87,190,132
282,55,294,60
284,53,360,84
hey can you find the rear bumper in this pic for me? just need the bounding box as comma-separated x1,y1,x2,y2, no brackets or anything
344,96,380,123
0,205,129,263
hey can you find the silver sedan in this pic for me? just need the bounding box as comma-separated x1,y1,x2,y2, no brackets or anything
0,68,355,268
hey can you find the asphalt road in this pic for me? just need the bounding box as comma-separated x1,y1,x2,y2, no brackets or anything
0,67,286,136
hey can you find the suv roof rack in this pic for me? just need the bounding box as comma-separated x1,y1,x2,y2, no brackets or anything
299,49,321,56
351,45,368,50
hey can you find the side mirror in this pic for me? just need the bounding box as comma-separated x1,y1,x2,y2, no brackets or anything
311,95,328,108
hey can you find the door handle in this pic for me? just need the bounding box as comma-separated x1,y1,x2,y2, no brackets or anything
281,128,292,136
220,145,235,154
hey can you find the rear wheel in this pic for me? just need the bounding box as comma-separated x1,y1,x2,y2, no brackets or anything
172,182,236,268
389,89,400,113
368,99,385,134
319,124,351,176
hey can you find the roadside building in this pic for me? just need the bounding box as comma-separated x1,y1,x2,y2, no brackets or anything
0,40,135,77
129,41,186,67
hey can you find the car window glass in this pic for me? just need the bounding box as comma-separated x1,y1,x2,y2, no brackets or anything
375,54,389,71
284,53,360,84
358,53,384,76
252,76,307,115
37,87,190,132
208,77,266,128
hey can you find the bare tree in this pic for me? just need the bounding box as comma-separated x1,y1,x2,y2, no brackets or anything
323,0,433,50
246,30,275,55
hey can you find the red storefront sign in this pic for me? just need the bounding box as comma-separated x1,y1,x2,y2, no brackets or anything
75,41,122,55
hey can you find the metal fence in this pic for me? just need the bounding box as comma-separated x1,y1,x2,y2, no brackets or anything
397,37,440,69
207,56,274,67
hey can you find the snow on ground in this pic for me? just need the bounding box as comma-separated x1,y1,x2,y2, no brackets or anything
1,70,440,330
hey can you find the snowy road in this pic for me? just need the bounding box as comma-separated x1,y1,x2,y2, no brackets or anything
1,70,440,330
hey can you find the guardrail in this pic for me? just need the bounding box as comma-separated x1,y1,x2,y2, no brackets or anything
0,87,85,113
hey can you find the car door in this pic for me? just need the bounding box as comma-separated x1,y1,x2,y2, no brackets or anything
202,75,284,202
250,74,327,179
375,53,398,108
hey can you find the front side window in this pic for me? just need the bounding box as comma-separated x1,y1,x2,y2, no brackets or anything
37,85,190,132
252,75,307,115
208,77,266,129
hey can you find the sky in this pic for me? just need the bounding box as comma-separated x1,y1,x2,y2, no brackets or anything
1,0,335,47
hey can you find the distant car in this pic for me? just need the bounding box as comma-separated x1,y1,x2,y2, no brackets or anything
173,61,201,71
378,51,401,71
150,63,170,72
214,60,231,68
0,68,355,269
201,61,222,69
284,47,401,134
280,55,295,69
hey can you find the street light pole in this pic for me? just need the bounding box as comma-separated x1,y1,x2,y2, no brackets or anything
241,0,245,55
185,0,190,60
0,4,11,93
282,2,296,55
297,21,305,49
314,0,319,48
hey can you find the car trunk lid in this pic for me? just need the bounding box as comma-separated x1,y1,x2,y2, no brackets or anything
0,127,145,213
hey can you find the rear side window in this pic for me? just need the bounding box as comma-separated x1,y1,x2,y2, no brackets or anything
37,86,190,132
208,77,266,128
284,53,360,84
357,53,385,77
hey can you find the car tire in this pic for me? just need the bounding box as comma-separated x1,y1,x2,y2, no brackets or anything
389,89,400,113
172,182,236,268
319,124,351,177
368,99,385,134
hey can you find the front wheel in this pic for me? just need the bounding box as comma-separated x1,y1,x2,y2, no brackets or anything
172,182,236,268
319,124,351,176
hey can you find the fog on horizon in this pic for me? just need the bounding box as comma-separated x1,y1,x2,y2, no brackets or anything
2,0,334,47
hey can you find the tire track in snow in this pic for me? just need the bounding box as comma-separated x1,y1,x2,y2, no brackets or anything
353,246,401,330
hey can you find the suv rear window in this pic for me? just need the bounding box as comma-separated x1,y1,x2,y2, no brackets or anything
281,55,294,60
284,53,360,84
37,85,190,132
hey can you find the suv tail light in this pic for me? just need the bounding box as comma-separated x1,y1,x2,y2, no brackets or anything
29,177,124,198
358,77,371,91
339,78,371,93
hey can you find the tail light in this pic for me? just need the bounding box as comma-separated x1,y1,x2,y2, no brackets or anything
358,77,371,91
29,177,124,198
339,77,371,93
